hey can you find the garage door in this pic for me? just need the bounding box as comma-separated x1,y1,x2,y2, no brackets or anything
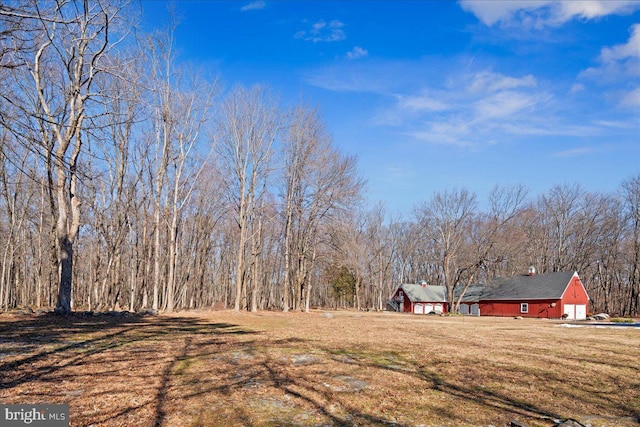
414,303,424,314
470,303,480,316
564,304,587,320
425,303,434,314
459,305,469,315
434,304,443,314
564,304,575,319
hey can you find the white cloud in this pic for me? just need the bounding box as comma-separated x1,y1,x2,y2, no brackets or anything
556,1,640,22
570,83,585,94
469,71,537,93
501,123,598,137
303,61,397,93
295,19,346,43
459,1,552,26
595,119,639,129
620,87,640,108
346,46,368,60
473,91,540,120
578,24,640,109
304,55,636,148
385,69,554,146
240,1,266,11
459,0,640,27
397,93,449,112
600,24,640,63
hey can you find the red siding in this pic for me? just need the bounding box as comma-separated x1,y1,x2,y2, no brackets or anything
479,273,590,319
390,288,413,313
479,299,562,318
402,297,412,313
562,276,590,306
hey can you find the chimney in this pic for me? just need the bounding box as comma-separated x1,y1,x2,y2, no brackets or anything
528,266,536,276
420,280,427,288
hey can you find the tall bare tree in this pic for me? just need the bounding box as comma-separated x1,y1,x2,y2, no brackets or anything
363,204,397,310
215,85,279,312
416,187,477,308
1,0,126,314
282,105,363,311
621,174,640,316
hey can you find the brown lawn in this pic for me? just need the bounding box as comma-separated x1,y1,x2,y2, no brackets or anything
0,310,638,427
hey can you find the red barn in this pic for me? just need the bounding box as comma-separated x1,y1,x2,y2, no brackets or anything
478,271,589,319
389,283,448,314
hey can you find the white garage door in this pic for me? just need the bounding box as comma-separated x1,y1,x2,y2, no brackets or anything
564,304,575,319
470,303,480,316
459,305,469,315
434,304,443,314
425,303,434,314
414,303,424,314
564,304,587,320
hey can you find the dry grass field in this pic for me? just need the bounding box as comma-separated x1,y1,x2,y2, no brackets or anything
0,310,638,427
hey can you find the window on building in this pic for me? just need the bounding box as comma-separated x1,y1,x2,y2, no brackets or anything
520,303,528,313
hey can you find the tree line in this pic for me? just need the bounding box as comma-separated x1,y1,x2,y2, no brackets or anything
0,1,638,316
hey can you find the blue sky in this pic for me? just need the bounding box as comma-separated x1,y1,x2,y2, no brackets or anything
141,1,640,215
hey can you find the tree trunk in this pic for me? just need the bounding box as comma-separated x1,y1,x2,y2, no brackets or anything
55,237,74,314
166,215,178,312
234,202,247,312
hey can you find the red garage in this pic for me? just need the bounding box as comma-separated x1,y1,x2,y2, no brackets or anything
389,282,448,314
479,271,589,319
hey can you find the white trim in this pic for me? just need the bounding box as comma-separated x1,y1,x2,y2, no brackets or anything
520,303,529,313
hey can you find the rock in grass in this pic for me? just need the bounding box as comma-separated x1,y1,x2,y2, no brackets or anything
555,420,586,427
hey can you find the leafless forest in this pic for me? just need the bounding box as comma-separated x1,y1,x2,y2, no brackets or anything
0,1,638,316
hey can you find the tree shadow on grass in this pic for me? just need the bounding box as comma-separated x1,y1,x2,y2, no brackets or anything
258,354,404,427
0,312,257,426
320,347,565,426
250,348,560,426
4,313,635,427
144,334,406,426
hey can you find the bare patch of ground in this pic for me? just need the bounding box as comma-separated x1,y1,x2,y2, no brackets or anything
0,310,638,426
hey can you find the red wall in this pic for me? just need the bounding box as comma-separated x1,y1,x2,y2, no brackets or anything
563,276,590,306
479,274,590,319
403,297,412,313
479,299,562,318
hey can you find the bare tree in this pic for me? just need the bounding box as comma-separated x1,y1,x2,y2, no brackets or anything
450,185,528,312
85,46,145,311
215,85,279,312
145,19,216,312
164,81,214,312
281,105,363,311
0,131,34,310
416,187,477,308
363,203,396,310
0,1,127,314
281,104,326,311
621,174,640,316
538,183,585,272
